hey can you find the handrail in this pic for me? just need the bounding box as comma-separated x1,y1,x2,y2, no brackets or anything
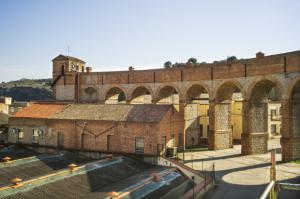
278,182,300,191
260,181,275,199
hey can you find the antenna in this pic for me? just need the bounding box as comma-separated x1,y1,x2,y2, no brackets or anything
67,46,70,55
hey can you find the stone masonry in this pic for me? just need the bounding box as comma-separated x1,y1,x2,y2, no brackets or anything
50,51,300,161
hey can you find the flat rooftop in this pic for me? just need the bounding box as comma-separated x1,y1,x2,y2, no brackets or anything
0,147,194,199
0,149,92,187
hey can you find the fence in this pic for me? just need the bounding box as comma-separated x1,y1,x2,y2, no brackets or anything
157,151,215,199
259,149,300,199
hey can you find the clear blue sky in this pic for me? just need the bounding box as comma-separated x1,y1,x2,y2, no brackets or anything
0,0,299,82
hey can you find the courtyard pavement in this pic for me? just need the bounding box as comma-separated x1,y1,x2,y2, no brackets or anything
180,137,300,199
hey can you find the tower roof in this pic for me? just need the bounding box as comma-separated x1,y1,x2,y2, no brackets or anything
52,54,86,63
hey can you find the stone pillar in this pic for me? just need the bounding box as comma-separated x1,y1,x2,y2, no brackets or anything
241,100,250,155
281,99,300,161
242,100,268,155
179,99,187,150
208,100,233,150
184,103,200,147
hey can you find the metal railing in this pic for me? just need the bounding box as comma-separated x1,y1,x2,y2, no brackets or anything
260,181,276,199
259,149,300,199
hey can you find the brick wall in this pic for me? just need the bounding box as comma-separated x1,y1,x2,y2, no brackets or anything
54,51,300,89
8,108,184,155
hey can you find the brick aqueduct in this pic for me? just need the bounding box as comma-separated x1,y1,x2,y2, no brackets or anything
52,51,300,161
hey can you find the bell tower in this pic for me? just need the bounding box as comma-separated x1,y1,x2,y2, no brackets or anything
52,54,86,80
51,55,86,101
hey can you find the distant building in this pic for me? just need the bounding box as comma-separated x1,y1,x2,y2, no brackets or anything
0,97,11,142
8,103,183,155
9,101,30,115
0,96,12,115
268,102,281,137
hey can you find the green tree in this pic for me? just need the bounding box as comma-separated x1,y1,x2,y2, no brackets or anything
187,57,197,64
227,56,238,62
164,61,172,68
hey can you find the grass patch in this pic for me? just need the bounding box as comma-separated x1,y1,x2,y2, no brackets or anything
291,160,300,164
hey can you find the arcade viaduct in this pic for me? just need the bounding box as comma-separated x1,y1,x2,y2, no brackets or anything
52,51,300,161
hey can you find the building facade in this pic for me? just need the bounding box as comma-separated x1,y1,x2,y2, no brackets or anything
8,103,183,155
50,51,300,161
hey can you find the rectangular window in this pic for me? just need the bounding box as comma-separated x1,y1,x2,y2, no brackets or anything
38,129,45,140
271,124,277,134
32,129,39,143
271,109,276,116
17,129,24,143
10,128,17,134
170,134,175,147
135,137,144,154
271,109,280,121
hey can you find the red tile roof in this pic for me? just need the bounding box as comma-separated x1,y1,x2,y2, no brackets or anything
53,104,172,123
11,103,174,123
12,103,67,119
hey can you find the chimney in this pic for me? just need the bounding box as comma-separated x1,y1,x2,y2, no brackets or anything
86,67,92,73
256,52,265,59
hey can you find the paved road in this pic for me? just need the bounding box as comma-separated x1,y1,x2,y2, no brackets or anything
180,137,300,199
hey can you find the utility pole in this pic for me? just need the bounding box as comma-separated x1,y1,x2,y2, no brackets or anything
270,150,276,181
270,149,277,199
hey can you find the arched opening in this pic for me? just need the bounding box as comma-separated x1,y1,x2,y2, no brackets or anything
247,80,282,154
105,87,126,104
185,85,209,148
130,86,152,104
214,82,243,149
291,80,300,143
157,86,180,110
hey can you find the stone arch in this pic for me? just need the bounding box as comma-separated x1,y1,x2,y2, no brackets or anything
244,79,282,154
129,86,154,104
245,77,283,101
248,79,282,103
105,86,127,104
215,80,244,102
184,84,210,147
290,79,300,138
155,85,181,104
277,77,300,161
210,81,244,150
184,83,210,102
287,77,300,100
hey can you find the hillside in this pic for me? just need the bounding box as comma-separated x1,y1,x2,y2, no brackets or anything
0,78,54,102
